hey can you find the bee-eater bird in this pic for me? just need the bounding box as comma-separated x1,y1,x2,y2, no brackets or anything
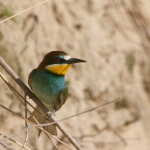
28,51,86,135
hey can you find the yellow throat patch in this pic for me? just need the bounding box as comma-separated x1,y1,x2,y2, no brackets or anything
45,64,71,75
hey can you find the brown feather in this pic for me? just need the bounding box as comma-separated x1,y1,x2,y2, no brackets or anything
37,51,67,71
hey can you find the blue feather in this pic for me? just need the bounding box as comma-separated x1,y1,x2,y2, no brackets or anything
29,69,66,111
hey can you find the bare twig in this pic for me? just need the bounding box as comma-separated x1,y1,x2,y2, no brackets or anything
0,72,46,119
0,0,49,24
47,136,59,150
0,56,83,150
0,141,14,150
0,98,119,142
24,94,28,147
0,133,31,150
0,103,74,150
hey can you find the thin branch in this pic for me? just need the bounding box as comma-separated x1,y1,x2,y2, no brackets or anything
47,136,59,150
0,72,47,119
0,56,83,150
0,98,119,142
0,141,14,150
29,98,120,129
23,94,28,147
0,0,49,24
0,103,74,150
0,133,31,150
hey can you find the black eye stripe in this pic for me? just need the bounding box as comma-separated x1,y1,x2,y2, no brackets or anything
54,57,66,64
46,57,66,65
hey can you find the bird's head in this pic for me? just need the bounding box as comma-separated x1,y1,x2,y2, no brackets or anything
37,51,86,75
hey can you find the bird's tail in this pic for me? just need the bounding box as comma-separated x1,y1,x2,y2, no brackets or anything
28,107,57,136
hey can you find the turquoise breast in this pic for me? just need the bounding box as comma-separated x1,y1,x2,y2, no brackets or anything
31,69,65,111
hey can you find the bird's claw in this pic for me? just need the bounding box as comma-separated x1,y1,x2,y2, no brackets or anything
46,109,56,119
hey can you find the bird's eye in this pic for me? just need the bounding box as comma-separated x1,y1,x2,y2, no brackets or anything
56,58,60,62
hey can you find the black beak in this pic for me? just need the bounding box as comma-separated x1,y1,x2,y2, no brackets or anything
66,58,86,64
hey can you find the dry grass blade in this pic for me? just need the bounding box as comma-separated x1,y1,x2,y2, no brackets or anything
0,0,49,24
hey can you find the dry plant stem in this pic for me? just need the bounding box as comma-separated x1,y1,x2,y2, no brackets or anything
0,0,49,24
0,104,74,150
47,136,59,150
5,80,46,119
0,72,45,118
0,141,14,150
0,56,83,150
0,57,50,115
0,133,31,150
0,98,119,134
24,94,28,147
0,88,119,145
0,74,60,150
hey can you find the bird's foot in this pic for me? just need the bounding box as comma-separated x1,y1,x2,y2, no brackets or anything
46,106,56,119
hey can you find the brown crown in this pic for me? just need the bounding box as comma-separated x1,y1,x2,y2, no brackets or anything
37,51,67,71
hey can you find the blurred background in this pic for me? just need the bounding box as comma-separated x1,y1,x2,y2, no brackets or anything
0,0,150,149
